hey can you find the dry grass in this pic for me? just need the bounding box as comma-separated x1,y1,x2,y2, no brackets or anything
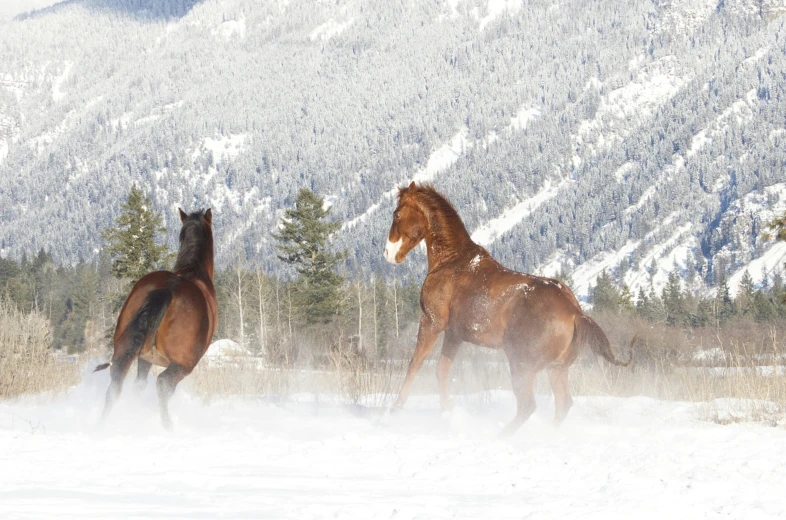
582,313,786,425
328,347,404,407
0,299,83,399
3,301,785,427
186,321,786,426
188,361,303,402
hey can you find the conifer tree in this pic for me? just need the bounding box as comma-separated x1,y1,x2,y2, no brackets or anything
101,185,170,283
274,188,346,325
635,286,650,317
760,266,770,292
590,270,624,313
736,270,756,317
619,283,635,314
715,272,734,323
752,290,777,323
555,267,575,291
662,269,686,326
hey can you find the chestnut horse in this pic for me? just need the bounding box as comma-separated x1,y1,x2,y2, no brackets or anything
95,209,218,429
384,183,633,436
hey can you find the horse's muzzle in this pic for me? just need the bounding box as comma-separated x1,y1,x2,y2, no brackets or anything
384,238,403,264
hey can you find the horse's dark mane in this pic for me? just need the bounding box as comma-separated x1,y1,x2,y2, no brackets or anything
174,211,211,279
403,183,475,256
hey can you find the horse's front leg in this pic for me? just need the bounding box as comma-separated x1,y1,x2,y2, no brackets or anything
393,315,442,410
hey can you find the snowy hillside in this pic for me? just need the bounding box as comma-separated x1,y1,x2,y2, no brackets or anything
1,0,786,299
2,379,785,518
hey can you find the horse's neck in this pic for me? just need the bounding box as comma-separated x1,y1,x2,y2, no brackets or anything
175,235,215,283
203,254,215,282
201,238,215,283
424,222,475,271
203,234,215,281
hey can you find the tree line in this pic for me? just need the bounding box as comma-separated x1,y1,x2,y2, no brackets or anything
0,186,423,361
589,268,786,328
2,184,786,362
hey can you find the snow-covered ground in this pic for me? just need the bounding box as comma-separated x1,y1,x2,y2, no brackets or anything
2,373,785,519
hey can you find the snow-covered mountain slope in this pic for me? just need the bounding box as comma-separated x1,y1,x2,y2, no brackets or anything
1,0,785,299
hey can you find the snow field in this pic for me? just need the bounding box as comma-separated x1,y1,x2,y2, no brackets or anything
1,371,785,519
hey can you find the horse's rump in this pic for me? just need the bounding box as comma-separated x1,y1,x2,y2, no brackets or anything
94,287,172,372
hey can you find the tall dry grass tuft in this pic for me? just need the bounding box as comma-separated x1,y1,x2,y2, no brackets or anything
328,345,404,408
188,360,301,402
0,299,82,399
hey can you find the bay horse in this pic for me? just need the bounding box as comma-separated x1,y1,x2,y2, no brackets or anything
95,208,218,429
384,182,633,436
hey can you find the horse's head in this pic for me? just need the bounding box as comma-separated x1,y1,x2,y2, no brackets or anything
384,182,428,264
175,208,214,279
178,208,213,242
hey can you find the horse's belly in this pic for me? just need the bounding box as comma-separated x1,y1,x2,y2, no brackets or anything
139,347,170,367
453,315,505,348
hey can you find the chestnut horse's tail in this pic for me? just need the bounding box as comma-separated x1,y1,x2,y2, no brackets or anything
93,288,173,373
575,314,634,367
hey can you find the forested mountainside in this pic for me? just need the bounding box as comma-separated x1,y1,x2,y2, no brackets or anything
1,0,786,300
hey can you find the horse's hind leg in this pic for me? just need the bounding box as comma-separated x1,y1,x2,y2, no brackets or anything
156,362,191,430
437,331,462,412
547,365,573,424
134,358,153,392
500,361,536,438
100,353,135,422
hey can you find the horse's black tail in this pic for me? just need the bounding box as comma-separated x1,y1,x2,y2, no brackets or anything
574,314,634,367
94,289,173,373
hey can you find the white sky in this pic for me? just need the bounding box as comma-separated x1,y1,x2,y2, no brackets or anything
0,0,63,21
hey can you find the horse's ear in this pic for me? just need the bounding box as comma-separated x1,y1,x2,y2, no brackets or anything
204,208,212,225
399,181,416,197
178,208,187,222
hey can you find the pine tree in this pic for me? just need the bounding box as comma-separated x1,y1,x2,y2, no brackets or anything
619,283,635,314
635,286,650,318
752,290,777,323
555,266,575,290
591,270,624,313
715,272,734,324
101,185,171,283
760,266,770,293
694,296,715,327
273,188,346,325
662,269,686,326
736,270,756,317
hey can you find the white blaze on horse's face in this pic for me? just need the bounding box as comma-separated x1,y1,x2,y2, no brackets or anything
385,193,425,264
384,238,403,264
